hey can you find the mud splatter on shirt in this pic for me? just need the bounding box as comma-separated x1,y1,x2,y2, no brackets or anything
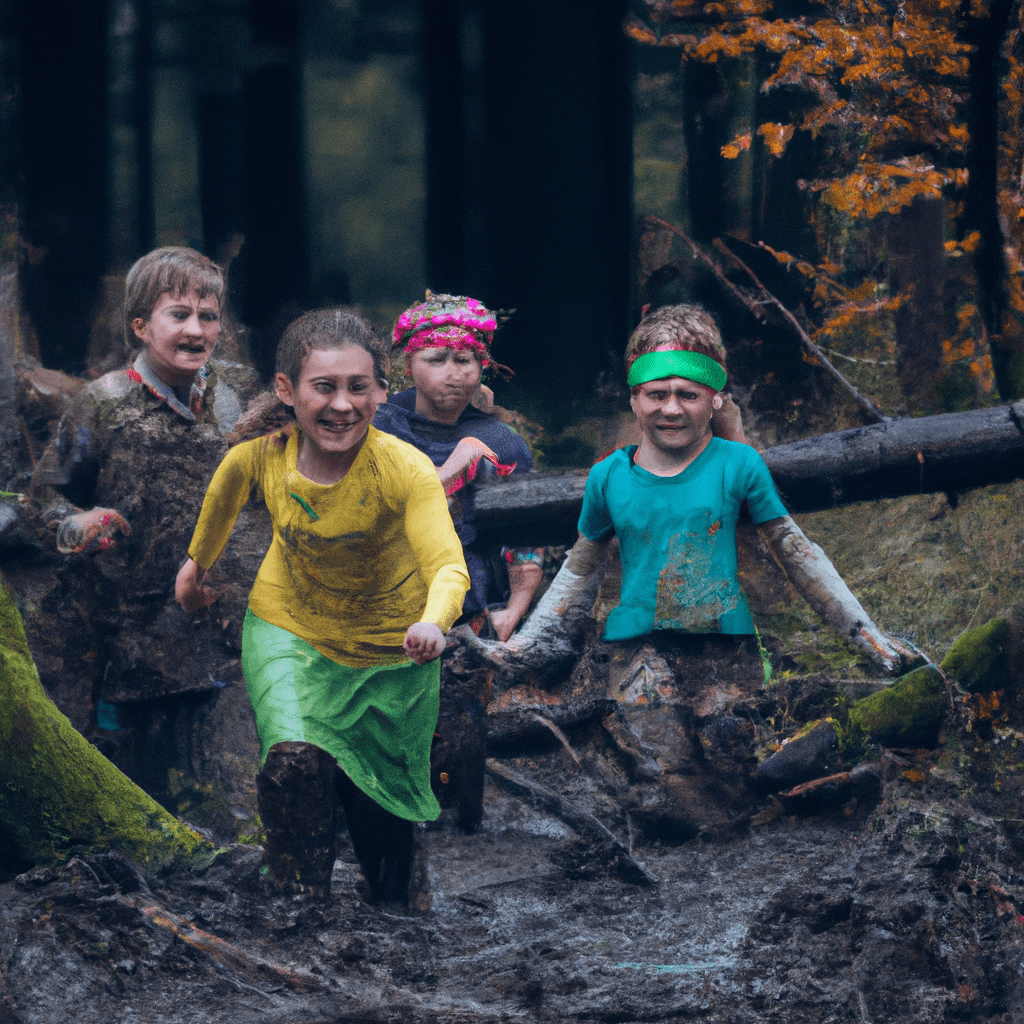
654,526,738,632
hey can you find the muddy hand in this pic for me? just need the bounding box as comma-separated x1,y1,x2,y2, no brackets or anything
438,436,499,496
56,507,131,554
175,556,222,615
711,393,750,446
404,622,446,664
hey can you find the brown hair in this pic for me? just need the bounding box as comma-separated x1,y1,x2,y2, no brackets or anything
276,308,389,389
624,303,727,376
124,247,226,341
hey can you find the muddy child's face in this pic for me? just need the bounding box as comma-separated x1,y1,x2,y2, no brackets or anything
630,376,717,460
134,290,220,388
275,345,386,468
408,347,483,425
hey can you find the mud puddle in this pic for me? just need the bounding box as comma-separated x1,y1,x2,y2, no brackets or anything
5,759,1019,1024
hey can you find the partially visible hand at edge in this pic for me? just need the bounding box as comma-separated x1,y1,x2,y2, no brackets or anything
56,507,131,554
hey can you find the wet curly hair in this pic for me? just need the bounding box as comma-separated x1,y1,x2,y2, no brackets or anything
624,304,727,378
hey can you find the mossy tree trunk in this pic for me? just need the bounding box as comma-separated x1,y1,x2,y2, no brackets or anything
0,575,213,871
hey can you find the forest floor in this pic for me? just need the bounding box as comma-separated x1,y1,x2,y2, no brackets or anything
2,730,1023,1024
4,477,1024,1022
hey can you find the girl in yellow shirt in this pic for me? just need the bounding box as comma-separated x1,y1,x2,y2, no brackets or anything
176,309,469,904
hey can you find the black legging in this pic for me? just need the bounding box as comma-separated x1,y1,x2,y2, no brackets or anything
335,769,414,905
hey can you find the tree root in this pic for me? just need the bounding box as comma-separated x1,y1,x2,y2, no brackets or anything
485,759,655,887
137,901,328,992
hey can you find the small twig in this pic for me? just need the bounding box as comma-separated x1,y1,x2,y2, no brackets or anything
821,346,894,367
486,759,655,886
645,216,889,424
712,237,889,423
138,903,327,992
529,712,581,765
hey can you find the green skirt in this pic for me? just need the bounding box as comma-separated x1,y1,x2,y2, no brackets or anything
241,609,441,822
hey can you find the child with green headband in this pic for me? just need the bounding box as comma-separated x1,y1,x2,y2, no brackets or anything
569,303,914,673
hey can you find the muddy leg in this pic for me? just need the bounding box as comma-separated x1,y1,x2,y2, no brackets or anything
336,770,415,907
256,740,338,896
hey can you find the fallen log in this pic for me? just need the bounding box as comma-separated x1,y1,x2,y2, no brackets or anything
474,401,1024,546
486,697,617,749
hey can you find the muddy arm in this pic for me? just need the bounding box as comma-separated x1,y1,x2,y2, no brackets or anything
759,515,917,675
459,535,610,685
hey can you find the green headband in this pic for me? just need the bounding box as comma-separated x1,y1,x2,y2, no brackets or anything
627,350,727,390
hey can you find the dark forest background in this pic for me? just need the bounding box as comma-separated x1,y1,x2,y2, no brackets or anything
2,0,1024,436
0,0,632,419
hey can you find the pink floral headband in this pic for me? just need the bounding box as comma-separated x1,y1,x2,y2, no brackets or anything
401,326,491,363
393,293,498,364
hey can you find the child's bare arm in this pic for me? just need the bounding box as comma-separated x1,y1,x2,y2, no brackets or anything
758,515,919,674
501,534,610,653
489,555,544,642
403,622,446,664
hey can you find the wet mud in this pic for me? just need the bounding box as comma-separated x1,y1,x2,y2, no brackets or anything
2,727,1022,1024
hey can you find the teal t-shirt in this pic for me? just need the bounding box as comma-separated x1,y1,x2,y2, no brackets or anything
578,438,787,640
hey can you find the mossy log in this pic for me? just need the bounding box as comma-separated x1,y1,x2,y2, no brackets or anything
847,665,947,749
0,576,214,870
939,618,1012,694
474,401,1024,546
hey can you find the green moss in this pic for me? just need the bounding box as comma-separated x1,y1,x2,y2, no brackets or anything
940,618,1010,694
0,577,214,871
827,715,872,763
847,665,946,748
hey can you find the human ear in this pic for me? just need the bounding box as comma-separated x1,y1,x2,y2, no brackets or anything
274,372,296,407
131,317,148,342
712,394,723,410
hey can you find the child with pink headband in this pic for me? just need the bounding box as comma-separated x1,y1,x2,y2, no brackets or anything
375,292,543,642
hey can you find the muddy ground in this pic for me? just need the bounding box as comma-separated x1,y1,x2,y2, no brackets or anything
5,477,1024,1023
3,690,1024,1024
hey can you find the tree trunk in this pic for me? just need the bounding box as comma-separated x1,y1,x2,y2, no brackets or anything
0,264,19,486
0,574,214,871
473,401,1024,546
887,197,947,414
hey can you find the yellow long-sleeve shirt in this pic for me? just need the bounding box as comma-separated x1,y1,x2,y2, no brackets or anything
188,425,470,668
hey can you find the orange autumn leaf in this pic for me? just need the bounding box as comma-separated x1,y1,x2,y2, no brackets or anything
758,122,795,157
722,133,752,159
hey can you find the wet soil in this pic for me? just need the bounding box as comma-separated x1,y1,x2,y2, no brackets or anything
3,726,1023,1024
6,384,1024,1022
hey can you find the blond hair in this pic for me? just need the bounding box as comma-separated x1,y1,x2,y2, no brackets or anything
624,304,727,376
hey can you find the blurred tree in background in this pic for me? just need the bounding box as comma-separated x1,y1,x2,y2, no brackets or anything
628,0,1024,416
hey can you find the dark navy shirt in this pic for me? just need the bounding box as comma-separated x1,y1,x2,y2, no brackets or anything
373,388,534,615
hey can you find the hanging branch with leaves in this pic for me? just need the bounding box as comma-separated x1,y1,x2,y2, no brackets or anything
627,0,1024,405
642,215,890,423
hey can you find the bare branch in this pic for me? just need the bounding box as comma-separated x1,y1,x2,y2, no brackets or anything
644,215,890,424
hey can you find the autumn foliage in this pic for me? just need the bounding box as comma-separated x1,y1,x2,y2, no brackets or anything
627,0,1024,410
